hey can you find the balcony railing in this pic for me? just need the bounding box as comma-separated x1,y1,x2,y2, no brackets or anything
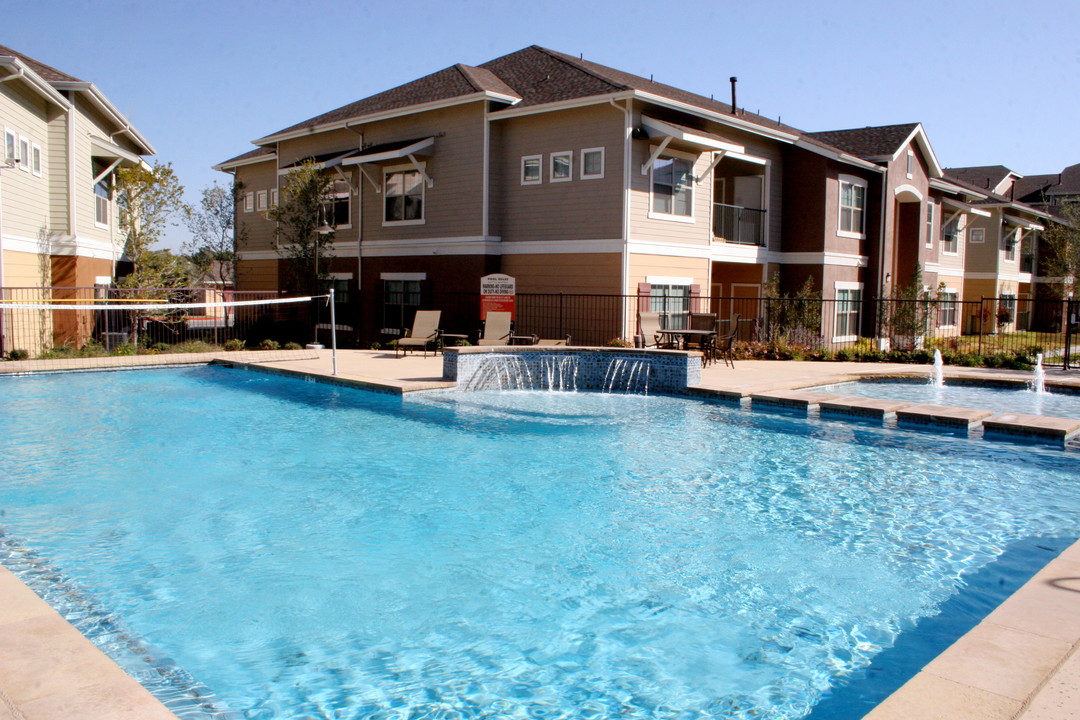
712,203,766,246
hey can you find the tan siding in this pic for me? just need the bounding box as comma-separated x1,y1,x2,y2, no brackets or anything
47,112,68,232
234,160,279,253
491,104,624,243
1,82,52,241
236,259,280,291
963,213,1000,274
627,253,708,289
501,253,622,294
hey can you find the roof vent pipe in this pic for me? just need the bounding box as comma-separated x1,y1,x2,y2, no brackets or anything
729,77,737,114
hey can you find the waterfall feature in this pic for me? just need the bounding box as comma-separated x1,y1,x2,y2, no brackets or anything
461,355,534,391
929,349,944,388
601,357,651,394
1030,353,1046,394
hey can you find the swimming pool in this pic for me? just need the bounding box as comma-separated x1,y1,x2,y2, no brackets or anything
818,378,1080,419
0,366,1078,719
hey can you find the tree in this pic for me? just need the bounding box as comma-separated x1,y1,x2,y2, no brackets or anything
265,160,335,294
1040,201,1080,298
183,182,241,291
113,162,189,346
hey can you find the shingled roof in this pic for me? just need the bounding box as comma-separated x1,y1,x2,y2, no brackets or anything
0,44,83,83
943,165,1017,192
266,63,522,139
806,123,920,159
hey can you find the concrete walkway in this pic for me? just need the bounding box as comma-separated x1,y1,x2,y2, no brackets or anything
0,349,1078,719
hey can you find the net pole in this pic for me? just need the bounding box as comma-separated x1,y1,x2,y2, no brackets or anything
329,289,338,376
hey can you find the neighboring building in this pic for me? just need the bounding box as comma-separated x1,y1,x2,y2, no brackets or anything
215,46,1039,346
1013,162,1080,214
0,45,155,354
945,166,1057,329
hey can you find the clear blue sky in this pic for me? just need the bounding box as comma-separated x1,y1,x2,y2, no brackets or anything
9,0,1079,249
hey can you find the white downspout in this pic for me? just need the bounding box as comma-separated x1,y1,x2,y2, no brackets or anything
612,98,632,338
0,164,7,355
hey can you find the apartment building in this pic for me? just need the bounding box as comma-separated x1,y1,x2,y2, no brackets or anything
216,46,1023,345
0,45,154,354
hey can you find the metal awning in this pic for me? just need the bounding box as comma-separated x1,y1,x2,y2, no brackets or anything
89,136,140,165
941,197,992,217
1004,214,1045,231
339,137,435,166
639,116,744,177
277,148,358,175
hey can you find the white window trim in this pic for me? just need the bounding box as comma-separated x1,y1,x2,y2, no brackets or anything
550,150,572,183
969,227,985,244
327,179,353,230
941,216,961,256
94,190,109,230
580,147,604,180
17,136,30,172
837,174,867,239
244,192,254,212
256,190,268,211
938,289,959,329
648,148,696,223
270,188,279,207
3,128,15,163
31,143,42,177
832,281,863,343
521,154,542,185
925,201,934,249
382,161,426,227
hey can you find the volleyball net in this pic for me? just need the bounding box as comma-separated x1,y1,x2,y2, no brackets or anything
0,287,338,366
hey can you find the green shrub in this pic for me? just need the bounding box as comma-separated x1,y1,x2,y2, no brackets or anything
982,354,1003,368
954,353,979,367
114,343,136,356
834,349,853,362
223,338,246,351
369,342,382,351
859,350,886,363
454,338,472,346
150,342,171,352
258,339,281,351
910,349,933,364
886,349,911,363
8,349,29,361
605,338,633,348
284,342,303,350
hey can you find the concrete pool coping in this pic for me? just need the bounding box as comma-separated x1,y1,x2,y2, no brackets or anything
1,349,1078,719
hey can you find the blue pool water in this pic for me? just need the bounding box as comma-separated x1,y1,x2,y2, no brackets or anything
819,378,1080,419
0,366,1078,719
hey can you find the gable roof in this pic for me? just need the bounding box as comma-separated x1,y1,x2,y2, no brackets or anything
943,165,1018,192
1048,162,1080,197
0,44,82,83
261,63,522,141
806,123,920,159
212,146,276,171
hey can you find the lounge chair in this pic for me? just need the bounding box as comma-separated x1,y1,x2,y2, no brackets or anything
396,310,442,357
536,335,571,346
478,311,513,346
637,311,672,348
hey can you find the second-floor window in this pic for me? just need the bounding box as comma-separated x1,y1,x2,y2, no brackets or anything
384,168,423,223
651,156,693,217
323,180,351,227
3,130,14,162
94,179,110,227
838,177,867,237
1001,228,1017,261
941,216,960,253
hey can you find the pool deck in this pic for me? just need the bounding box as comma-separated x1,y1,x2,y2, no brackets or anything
1,349,1078,719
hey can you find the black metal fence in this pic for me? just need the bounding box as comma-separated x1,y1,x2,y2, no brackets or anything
0,286,292,358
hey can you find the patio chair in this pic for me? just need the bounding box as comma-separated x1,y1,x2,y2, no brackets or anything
536,335,572,346
396,310,442,357
714,314,740,368
637,311,674,348
478,311,513,346
688,313,718,352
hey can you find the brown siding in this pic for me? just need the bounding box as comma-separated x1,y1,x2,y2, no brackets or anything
491,104,624,242
234,160,279,253
236,259,280,291
502,253,622,294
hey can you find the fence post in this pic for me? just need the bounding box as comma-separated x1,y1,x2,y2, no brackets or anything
978,296,985,357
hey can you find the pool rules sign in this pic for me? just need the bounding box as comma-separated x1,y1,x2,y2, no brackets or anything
480,274,516,320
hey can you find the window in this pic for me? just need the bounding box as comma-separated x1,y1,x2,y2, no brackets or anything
521,155,542,185
1001,228,1017,261
925,202,934,248
31,144,41,176
651,155,693,217
94,178,110,227
550,151,572,182
969,227,985,244
581,147,604,179
244,192,254,212
3,129,14,162
649,283,691,329
382,278,422,334
384,168,423,223
834,285,862,341
325,180,351,226
941,215,960,253
906,150,914,179
319,275,351,304
938,289,958,327
256,190,268,212
270,188,279,208
999,293,1017,326
18,136,30,172
838,176,867,237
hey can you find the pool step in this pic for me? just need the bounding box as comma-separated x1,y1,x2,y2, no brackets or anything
983,413,1080,445
896,404,995,430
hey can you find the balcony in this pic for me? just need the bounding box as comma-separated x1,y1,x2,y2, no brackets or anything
713,203,766,246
